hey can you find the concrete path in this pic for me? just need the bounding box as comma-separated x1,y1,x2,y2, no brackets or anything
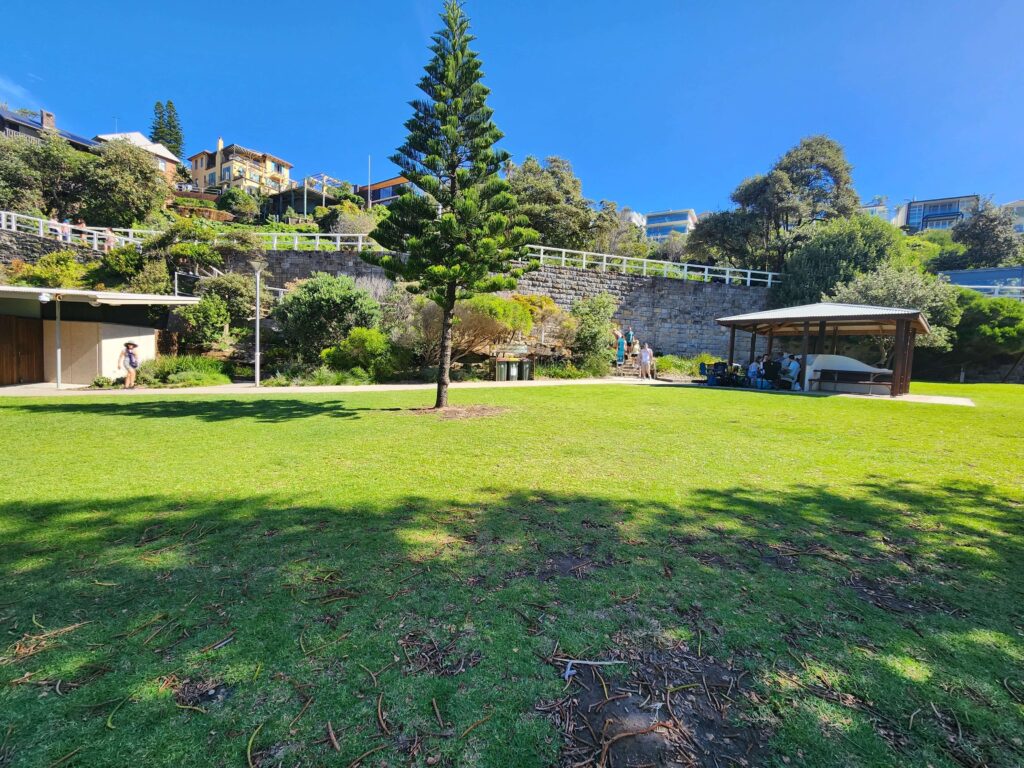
0,377,974,406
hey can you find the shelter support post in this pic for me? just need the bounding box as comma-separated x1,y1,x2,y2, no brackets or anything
817,320,827,354
766,328,774,356
727,326,736,367
831,325,839,354
891,319,907,398
748,327,757,363
800,321,810,391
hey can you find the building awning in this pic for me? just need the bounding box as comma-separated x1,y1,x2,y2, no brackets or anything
717,302,931,336
0,285,200,307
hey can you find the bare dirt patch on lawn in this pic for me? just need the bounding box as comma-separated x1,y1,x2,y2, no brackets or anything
408,405,509,420
537,638,766,767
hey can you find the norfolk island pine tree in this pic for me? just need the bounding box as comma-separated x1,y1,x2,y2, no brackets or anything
363,0,538,408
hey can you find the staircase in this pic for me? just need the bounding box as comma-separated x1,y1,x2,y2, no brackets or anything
613,358,642,377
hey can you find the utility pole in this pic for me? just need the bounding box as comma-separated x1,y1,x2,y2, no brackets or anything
367,155,372,211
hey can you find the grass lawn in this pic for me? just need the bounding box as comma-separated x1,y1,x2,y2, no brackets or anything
0,383,1022,767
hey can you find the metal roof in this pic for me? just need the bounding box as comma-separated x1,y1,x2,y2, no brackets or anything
717,302,930,336
0,284,199,307
94,132,180,164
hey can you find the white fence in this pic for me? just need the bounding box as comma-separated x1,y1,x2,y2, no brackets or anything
526,245,780,287
956,284,1024,301
1,210,781,286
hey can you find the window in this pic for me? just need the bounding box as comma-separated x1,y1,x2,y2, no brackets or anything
207,172,215,185
157,159,167,171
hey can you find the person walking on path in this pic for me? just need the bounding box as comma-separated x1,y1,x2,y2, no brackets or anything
117,342,141,389
639,343,655,379
616,333,626,367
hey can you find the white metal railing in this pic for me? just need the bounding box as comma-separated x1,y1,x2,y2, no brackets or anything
525,245,781,286
2,210,780,286
956,284,1024,301
173,269,287,300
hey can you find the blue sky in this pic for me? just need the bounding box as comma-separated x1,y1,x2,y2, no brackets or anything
3,1,1023,214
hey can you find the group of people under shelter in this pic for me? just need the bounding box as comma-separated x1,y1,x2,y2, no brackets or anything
706,351,806,390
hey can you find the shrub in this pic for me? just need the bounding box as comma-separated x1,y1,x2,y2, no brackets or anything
172,294,230,350
197,272,274,330
577,352,611,377
127,259,172,294
101,245,145,281
273,273,380,363
164,370,232,387
137,354,228,385
217,188,259,222
570,293,617,358
321,326,392,379
91,376,114,389
954,292,1024,362
534,360,587,379
20,251,94,288
655,352,718,377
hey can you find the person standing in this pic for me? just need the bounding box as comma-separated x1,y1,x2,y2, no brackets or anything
624,326,635,348
616,333,626,367
117,342,141,389
639,343,655,379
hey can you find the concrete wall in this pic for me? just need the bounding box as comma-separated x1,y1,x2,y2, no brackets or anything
43,321,157,385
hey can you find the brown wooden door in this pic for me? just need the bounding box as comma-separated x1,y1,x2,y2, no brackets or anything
0,316,43,385
16,317,43,383
0,316,15,386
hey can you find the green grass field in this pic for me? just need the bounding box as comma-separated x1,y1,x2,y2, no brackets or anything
1,383,1022,767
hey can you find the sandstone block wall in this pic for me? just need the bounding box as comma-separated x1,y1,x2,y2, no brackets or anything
1,230,767,357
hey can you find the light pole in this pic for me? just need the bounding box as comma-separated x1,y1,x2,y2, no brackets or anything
249,257,268,387
38,292,61,389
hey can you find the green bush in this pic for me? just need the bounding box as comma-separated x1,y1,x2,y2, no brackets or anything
655,352,718,377
91,376,115,389
19,251,95,288
217,188,259,222
164,370,232,387
137,354,228,385
570,293,617,358
273,273,381,363
535,360,587,379
577,352,611,377
197,272,274,330
127,259,172,294
101,245,145,281
174,196,216,210
321,327,392,378
173,294,230,350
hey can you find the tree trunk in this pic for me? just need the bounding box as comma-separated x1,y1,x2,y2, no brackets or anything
434,285,457,409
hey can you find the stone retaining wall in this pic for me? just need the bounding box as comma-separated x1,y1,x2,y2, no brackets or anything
0,231,94,264
0,230,767,356
514,266,766,357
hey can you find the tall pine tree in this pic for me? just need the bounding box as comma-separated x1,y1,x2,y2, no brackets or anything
163,100,184,159
364,0,536,408
149,101,167,146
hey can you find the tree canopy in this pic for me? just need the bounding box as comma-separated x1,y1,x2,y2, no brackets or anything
150,100,184,159
505,156,593,250
945,201,1024,270
825,262,962,363
686,135,858,272
364,0,537,407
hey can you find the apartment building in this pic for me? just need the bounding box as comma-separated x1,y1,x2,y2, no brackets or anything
354,176,411,207
891,195,980,233
644,209,699,242
188,138,294,196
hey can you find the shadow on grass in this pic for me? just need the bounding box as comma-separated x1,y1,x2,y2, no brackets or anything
2,398,408,423
1,480,1022,767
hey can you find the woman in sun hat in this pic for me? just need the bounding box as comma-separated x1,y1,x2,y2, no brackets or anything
117,342,141,389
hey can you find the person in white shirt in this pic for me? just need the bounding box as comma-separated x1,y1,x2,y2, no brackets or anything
788,355,802,391
639,343,655,379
